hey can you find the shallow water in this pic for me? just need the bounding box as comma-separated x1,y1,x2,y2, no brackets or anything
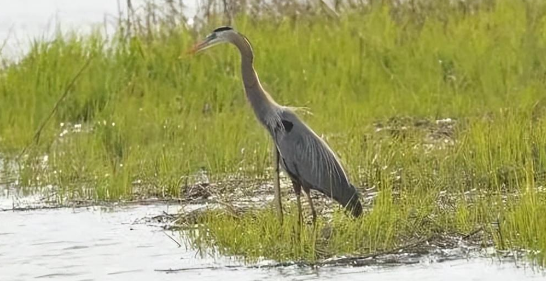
0,190,544,281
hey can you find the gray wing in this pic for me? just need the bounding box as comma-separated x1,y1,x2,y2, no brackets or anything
271,109,361,215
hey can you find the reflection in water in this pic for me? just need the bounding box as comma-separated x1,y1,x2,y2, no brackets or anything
0,201,544,281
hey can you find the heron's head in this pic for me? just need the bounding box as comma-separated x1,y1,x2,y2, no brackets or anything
189,26,237,54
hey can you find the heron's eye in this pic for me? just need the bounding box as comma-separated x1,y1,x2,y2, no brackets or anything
207,33,217,40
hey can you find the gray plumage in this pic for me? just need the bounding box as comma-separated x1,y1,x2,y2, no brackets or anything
272,110,362,217
191,26,363,219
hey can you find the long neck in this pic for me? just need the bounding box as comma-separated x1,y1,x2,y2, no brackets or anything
228,33,279,126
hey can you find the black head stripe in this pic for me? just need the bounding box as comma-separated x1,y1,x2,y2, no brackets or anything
213,26,233,32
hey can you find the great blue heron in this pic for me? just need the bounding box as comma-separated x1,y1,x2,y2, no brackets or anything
190,26,363,222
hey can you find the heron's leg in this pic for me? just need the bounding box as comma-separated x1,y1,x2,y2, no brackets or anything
302,185,317,224
291,180,303,227
272,145,283,224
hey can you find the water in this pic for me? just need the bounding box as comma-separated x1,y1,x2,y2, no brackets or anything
0,199,544,281
0,0,199,59
0,2,545,280
0,185,544,281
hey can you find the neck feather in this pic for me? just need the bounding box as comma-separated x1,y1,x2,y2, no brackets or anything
227,32,280,127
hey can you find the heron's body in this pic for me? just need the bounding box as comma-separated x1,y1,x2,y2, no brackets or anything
191,27,363,219
271,109,362,217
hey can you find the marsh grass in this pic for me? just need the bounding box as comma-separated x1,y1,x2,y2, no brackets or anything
187,183,544,265
1,0,546,265
186,190,498,264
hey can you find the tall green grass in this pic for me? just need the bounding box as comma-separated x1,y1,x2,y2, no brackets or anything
1,0,546,265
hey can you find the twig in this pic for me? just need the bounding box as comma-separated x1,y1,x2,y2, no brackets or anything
0,205,71,212
155,265,241,273
319,234,436,266
320,0,340,18
462,227,483,240
17,55,94,160
255,234,437,268
163,231,182,247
